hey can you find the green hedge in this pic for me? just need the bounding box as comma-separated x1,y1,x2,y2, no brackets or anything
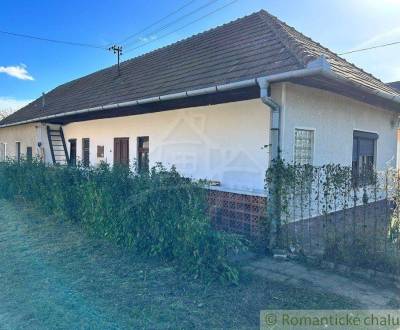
0,159,245,283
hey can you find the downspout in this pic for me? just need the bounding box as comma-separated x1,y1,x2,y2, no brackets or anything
258,78,281,162
258,77,282,252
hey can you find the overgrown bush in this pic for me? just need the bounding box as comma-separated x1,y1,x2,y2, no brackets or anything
0,159,245,283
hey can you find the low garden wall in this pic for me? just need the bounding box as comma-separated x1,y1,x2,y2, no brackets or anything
208,189,267,245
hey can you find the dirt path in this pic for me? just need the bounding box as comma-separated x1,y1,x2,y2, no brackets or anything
244,257,400,309
0,199,358,329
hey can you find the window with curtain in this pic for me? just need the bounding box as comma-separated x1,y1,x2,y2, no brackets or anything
352,130,377,181
294,129,314,165
137,136,149,172
26,147,32,162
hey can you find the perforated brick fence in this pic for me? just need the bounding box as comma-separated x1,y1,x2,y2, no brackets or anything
207,189,267,244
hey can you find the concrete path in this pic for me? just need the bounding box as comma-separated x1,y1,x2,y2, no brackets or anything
244,257,400,309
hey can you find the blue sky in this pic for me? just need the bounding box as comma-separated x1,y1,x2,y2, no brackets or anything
1,0,399,112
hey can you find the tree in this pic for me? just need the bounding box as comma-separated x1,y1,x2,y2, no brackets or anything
0,108,14,121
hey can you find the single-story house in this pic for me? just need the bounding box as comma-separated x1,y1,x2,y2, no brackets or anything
1,10,400,205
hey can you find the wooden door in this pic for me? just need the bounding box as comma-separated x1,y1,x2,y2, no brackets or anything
114,138,129,166
82,138,90,167
69,139,77,166
16,142,21,163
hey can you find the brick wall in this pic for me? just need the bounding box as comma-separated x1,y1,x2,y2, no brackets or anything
207,189,267,244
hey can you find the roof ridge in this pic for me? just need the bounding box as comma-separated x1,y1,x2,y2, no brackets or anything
258,10,400,96
257,10,313,67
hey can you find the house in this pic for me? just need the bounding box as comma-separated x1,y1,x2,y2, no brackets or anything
1,10,400,234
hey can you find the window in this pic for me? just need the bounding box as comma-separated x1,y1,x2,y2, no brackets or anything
82,138,90,167
294,129,314,165
352,130,377,181
114,138,129,166
69,139,77,166
97,145,105,158
0,143,6,161
16,142,21,163
137,136,149,172
26,147,33,162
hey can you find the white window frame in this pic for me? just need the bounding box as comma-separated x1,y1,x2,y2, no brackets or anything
293,127,315,165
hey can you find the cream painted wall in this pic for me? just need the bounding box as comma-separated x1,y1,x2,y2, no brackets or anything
0,123,43,160
63,99,271,192
0,82,397,194
280,83,398,170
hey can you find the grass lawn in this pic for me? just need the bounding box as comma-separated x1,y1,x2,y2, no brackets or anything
0,199,359,329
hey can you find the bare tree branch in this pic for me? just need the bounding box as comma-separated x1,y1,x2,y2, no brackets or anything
0,108,15,120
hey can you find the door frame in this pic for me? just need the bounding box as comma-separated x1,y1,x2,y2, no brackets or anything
114,137,129,166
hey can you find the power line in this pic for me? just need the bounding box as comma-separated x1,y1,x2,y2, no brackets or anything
124,0,239,54
123,0,221,49
339,40,400,55
116,0,198,45
0,29,106,50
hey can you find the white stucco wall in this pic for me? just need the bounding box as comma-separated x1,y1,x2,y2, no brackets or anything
0,123,45,160
62,99,271,192
279,83,398,170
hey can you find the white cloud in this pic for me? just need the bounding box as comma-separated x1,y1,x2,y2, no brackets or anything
0,64,34,81
0,97,33,113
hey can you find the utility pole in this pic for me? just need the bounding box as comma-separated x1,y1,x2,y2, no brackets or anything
108,45,123,74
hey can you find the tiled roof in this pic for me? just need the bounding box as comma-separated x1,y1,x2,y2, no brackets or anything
2,10,399,126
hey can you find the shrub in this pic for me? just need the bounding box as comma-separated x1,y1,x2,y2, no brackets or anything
0,159,245,283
